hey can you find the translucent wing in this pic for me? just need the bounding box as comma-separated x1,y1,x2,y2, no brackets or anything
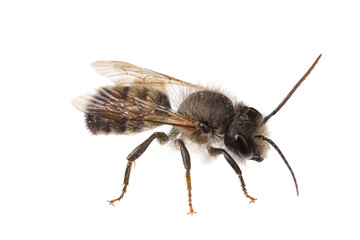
72,85,197,130
91,61,203,89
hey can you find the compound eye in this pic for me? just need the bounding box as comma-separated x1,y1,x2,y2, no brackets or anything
235,134,254,159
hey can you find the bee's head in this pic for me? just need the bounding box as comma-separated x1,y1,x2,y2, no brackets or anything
224,106,268,162
224,54,321,197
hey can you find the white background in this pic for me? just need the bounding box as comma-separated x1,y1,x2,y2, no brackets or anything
1,0,359,239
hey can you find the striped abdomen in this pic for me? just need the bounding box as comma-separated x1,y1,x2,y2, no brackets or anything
84,85,171,135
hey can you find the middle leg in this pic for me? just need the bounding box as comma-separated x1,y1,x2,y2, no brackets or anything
175,139,196,215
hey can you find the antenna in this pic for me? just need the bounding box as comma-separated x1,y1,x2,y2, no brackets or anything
263,54,322,123
256,135,299,196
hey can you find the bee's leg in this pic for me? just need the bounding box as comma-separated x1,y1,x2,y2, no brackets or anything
108,132,168,206
175,139,196,215
208,147,257,204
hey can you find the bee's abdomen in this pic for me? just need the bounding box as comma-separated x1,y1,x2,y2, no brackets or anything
86,114,127,135
84,85,171,135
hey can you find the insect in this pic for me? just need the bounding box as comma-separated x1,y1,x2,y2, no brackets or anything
72,55,321,214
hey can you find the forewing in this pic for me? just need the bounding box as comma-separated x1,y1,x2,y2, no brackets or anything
72,86,197,129
91,61,203,89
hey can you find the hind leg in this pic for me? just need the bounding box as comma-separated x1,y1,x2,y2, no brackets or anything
108,132,168,205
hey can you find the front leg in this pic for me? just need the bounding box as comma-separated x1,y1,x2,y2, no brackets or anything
208,147,257,203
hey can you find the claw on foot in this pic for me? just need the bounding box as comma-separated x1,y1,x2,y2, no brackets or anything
187,209,197,215
246,194,257,204
186,204,197,215
108,198,120,206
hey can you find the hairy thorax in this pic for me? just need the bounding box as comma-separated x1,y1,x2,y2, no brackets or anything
173,90,235,144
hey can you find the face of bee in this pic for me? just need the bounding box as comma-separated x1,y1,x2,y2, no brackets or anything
224,107,265,161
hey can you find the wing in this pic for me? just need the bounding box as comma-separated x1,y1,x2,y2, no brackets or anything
91,61,204,89
72,85,197,130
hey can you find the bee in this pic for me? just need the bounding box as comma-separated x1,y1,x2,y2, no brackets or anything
72,54,322,214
